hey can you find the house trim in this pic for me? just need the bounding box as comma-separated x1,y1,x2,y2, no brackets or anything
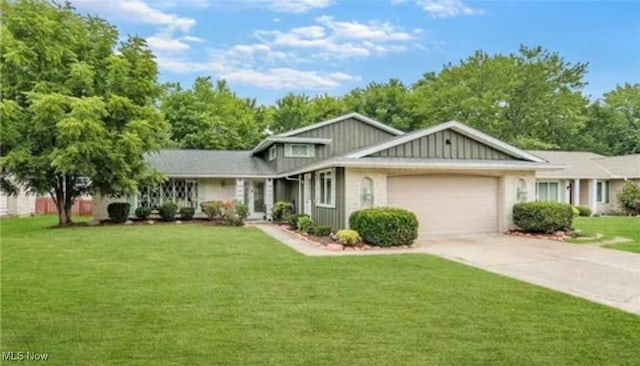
251,137,332,155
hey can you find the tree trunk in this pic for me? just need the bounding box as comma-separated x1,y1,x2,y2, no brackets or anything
53,175,74,227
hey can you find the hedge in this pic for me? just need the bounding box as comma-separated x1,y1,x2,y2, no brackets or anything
134,206,152,220
513,202,574,233
158,202,178,222
349,207,418,247
574,205,591,217
107,202,130,223
179,207,195,220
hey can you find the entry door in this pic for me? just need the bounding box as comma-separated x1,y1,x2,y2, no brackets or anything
303,174,312,216
253,181,265,213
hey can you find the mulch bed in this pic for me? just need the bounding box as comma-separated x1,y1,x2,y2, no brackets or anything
95,218,231,226
274,223,418,252
506,229,569,241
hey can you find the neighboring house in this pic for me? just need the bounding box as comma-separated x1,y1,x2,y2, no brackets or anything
530,151,640,214
0,189,36,217
94,112,563,238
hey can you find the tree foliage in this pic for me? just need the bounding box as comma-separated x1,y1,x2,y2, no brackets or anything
0,0,169,225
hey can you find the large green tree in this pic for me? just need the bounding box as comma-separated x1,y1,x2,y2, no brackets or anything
411,46,590,149
0,0,169,226
344,79,415,130
161,77,267,149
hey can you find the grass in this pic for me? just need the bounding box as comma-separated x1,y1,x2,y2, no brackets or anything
1,216,640,365
571,216,640,253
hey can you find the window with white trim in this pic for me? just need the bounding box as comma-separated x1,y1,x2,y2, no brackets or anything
316,169,335,208
269,145,277,161
536,182,559,202
596,181,609,203
138,179,198,210
284,144,315,158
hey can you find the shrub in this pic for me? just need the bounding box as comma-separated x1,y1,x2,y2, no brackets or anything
107,202,130,223
571,206,580,217
288,213,309,230
618,181,640,214
349,207,418,247
296,215,314,233
513,202,574,233
201,200,223,220
272,201,293,221
574,205,592,217
311,225,331,237
220,200,248,226
179,207,195,220
134,206,152,220
158,202,178,222
335,229,361,245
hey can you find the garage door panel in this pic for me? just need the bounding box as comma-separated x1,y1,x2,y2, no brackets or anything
387,175,498,236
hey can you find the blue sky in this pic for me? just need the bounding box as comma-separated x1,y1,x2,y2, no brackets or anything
72,0,640,104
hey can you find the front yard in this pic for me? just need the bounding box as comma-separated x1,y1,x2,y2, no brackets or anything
1,216,639,365
572,216,640,253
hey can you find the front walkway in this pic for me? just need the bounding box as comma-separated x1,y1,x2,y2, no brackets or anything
255,224,640,315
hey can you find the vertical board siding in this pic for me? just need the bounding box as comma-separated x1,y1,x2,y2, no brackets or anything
370,129,516,160
310,167,345,231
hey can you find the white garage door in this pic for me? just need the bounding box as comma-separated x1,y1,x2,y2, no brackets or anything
0,192,8,216
387,175,499,236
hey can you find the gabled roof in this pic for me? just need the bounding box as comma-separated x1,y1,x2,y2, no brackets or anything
146,150,274,178
594,154,640,178
251,136,332,155
529,150,612,179
276,112,404,137
346,121,546,163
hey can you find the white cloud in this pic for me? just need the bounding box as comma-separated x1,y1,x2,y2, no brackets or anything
316,16,414,41
243,0,332,13
221,68,359,89
416,0,484,18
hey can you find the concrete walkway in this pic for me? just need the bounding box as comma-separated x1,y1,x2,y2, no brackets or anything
255,224,640,315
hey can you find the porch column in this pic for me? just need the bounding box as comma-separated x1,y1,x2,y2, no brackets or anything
589,179,598,215
235,178,245,204
573,178,580,206
265,178,274,220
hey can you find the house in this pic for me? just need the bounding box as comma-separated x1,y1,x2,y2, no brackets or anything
530,151,640,214
0,189,36,217
93,113,564,237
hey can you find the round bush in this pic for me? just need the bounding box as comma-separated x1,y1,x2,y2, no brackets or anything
135,206,152,220
574,205,591,217
349,207,418,247
179,207,195,220
107,202,130,223
158,202,178,222
513,202,574,233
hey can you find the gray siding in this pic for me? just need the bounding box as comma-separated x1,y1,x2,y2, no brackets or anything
369,129,517,160
270,118,397,174
274,178,301,213
310,167,345,232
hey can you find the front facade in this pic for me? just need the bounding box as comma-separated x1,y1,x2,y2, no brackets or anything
0,188,36,217
94,113,564,237
530,151,640,214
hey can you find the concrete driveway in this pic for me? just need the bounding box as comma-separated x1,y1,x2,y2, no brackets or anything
420,234,640,315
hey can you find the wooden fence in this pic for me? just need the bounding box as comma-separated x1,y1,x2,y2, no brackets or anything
36,197,94,216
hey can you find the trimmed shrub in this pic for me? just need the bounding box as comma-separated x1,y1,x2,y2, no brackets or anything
571,206,580,217
272,201,293,221
349,207,418,247
335,229,361,245
158,202,178,222
311,225,331,237
107,202,130,223
179,207,195,220
288,213,309,230
513,202,574,233
220,200,248,226
134,206,152,220
574,205,592,217
296,215,314,233
618,181,640,214
201,200,223,220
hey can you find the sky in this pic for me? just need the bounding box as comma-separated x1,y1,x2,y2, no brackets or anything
71,0,640,104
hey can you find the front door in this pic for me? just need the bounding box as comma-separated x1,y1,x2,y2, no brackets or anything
244,180,266,219
303,174,312,216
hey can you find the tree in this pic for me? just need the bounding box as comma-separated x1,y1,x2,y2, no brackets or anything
344,79,414,130
269,93,313,134
161,77,266,149
411,46,589,149
0,0,169,226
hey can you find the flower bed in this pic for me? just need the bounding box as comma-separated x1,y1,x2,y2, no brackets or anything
507,229,569,241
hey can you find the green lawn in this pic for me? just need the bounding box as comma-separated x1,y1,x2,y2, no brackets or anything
572,216,640,253
2,216,639,365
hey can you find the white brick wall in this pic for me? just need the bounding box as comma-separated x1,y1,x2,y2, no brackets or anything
344,168,388,228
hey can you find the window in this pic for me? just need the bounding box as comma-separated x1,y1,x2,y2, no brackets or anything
536,182,559,202
138,179,198,210
361,177,374,208
516,178,528,203
597,181,609,203
269,145,277,161
316,169,335,208
284,144,315,158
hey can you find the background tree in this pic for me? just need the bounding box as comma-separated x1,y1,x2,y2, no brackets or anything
0,0,169,226
344,79,414,130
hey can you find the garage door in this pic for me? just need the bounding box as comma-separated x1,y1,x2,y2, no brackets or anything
387,175,498,236
0,192,8,217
